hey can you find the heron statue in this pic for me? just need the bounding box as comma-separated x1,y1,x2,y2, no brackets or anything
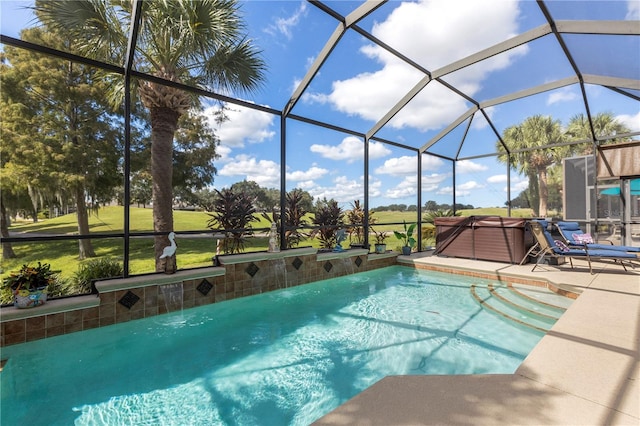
159,232,177,273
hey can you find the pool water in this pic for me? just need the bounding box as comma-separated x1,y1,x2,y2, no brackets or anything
1,266,571,425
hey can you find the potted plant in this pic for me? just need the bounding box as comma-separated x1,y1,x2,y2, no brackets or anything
3,262,58,308
373,229,388,254
394,221,417,255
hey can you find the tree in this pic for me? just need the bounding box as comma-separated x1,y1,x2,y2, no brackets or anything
1,195,17,259
172,111,220,206
194,188,219,212
130,171,153,208
424,200,439,211
497,115,567,217
1,27,122,259
35,0,266,271
507,191,531,209
566,112,631,155
231,180,268,210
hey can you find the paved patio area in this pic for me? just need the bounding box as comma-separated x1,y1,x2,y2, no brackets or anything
315,252,639,425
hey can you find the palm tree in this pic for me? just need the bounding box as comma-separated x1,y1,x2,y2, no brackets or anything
566,112,631,155
34,0,266,271
497,115,567,217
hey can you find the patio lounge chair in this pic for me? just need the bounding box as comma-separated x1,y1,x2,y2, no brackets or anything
529,220,639,274
555,221,640,252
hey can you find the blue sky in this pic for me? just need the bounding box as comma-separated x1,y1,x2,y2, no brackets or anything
2,1,639,208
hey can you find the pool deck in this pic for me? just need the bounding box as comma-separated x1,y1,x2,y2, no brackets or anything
315,252,639,425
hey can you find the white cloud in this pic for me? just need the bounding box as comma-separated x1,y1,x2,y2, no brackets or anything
547,88,578,105
386,175,418,199
458,181,484,191
616,110,640,131
265,2,308,40
218,155,280,188
510,178,529,193
471,110,492,130
422,154,446,171
378,172,450,197
308,175,382,203
456,159,488,173
286,166,329,181
207,104,275,148
375,155,418,176
627,0,640,20
315,0,525,131
310,136,391,163
437,186,453,196
215,144,233,162
437,180,484,197
421,173,449,192
487,174,507,183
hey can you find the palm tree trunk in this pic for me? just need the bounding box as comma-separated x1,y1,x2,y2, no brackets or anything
538,167,548,218
150,107,179,272
75,182,95,259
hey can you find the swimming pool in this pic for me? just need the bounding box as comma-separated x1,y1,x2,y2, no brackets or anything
1,265,572,425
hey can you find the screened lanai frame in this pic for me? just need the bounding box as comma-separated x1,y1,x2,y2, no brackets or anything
1,0,639,277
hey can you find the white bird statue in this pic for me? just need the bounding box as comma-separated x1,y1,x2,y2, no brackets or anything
159,232,177,259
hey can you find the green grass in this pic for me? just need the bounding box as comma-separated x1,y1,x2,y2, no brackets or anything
3,206,532,282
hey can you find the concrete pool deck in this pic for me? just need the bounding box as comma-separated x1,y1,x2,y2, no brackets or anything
315,252,639,425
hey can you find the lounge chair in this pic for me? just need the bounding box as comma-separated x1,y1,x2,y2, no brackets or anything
555,221,640,252
528,220,639,274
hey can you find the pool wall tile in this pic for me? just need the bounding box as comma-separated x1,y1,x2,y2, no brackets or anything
83,318,100,330
99,303,115,320
26,316,45,332
64,310,82,325
26,328,46,342
1,249,398,347
64,321,83,334
100,316,115,327
46,325,64,338
144,306,159,317
83,306,99,320
47,313,65,328
5,320,25,336
100,291,116,304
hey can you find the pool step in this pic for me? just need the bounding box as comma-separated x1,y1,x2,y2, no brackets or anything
470,284,568,333
489,284,565,320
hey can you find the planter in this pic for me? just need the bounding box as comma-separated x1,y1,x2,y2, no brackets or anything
374,243,387,254
13,286,48,309
401,246,412,256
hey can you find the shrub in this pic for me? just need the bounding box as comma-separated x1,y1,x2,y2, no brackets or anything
206,188,258,254
310,199,344,249
74,258,123,294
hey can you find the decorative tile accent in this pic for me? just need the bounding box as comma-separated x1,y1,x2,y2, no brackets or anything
197,279,213,296
246,262,259,277
292,257,303,270
323,261,333,272
118,291,140,309
354,256,362,267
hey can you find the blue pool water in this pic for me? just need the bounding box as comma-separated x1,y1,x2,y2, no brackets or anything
1,266,570,425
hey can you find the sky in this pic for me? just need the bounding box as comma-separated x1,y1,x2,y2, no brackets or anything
2,0,639,209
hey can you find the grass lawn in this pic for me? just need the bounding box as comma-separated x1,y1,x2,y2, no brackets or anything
3,206,533,282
